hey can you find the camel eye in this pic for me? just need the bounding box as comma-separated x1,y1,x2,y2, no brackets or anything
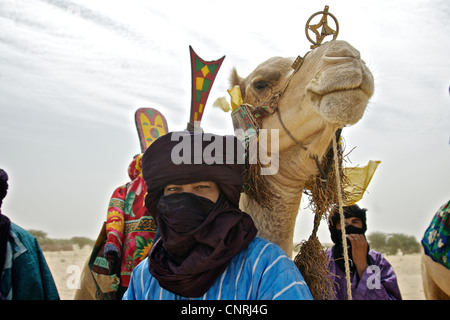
253,80,269,90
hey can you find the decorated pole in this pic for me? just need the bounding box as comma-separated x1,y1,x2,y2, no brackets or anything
187,46,225,132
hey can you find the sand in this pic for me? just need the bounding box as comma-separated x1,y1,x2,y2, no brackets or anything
384,253,425,300
43,246,92,300
43,247,425,300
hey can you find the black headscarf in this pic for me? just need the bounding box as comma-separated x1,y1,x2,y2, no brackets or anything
0,169,11,299
141,131,257,297
0,169,8,207
328,204,370,274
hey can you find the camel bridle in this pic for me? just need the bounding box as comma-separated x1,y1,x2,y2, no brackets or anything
246,48,342,187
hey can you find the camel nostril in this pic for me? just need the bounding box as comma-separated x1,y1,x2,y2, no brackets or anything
324,41,361,59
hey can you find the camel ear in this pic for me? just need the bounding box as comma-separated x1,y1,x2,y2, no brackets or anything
230,68,245,97
230,68,241,86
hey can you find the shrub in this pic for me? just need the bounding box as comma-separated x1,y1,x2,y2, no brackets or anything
27,229,94,251
70,236,95,248
367,232,421,255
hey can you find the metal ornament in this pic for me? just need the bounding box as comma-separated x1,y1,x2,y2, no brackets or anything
291,6,339,71
305,5,339,49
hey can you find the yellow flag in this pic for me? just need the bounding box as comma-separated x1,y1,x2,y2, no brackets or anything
343,160,381,205
227,85,243,111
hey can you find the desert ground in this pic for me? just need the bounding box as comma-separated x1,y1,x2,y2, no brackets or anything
43,246,425,300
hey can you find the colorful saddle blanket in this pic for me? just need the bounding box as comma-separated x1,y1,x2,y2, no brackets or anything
422,200,450,269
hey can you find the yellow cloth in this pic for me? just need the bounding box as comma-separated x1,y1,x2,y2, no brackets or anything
212,85,244,113
212,97,231,112
227,85,243,111
343,160,381,205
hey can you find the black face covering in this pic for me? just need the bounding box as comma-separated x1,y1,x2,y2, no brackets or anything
330,225,365,244
331,225,368,274
148,190,257,297
157,193,216,235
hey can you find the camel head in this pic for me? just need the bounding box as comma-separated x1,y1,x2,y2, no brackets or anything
231,40,374,156
230,40,374,254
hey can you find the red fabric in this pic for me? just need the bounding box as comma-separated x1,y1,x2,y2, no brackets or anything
105,154,157,287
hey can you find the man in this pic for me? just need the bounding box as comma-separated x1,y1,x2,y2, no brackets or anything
103,153,157,298
122,131,312,300
327,204,402,300
0,169,59,300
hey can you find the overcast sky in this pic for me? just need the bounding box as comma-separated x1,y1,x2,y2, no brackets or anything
0,0,449,244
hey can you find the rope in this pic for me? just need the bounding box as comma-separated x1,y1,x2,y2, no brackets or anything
332,137,352,300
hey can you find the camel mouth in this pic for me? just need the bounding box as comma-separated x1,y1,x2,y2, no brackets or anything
309,85,371,100
312,88,370,125
306,55,375,99
307,68,374,98
304,60,374,125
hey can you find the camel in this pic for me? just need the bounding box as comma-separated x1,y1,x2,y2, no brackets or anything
74,39,373,299
421,254,450,299
421,200,450,299
230,40,374,255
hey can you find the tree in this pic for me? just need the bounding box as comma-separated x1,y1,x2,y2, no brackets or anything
386,235,402,255
391,233,421,255
367,232,421,255
367,232,388,253
27,229,48,242
70,236,94,248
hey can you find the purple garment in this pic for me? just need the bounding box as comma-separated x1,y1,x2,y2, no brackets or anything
327,249,402,300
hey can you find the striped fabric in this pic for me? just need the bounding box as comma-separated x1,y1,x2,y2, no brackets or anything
122,236,313,300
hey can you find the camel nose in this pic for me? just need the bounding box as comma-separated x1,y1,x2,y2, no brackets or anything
323,40,361,60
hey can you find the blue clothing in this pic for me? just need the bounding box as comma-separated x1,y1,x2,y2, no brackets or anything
123,236,313,300
0,223,59,300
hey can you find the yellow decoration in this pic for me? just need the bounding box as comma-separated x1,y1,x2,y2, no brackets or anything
139,112,167,150
343,160,381,206
134,153,143,176
213,96,231,112
227,85,243,111
196,77,204,90
201,65,210,77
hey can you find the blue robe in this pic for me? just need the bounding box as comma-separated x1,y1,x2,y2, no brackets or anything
0,223,59,300
123,236,313,300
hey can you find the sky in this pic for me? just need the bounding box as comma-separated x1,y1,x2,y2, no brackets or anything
0,0,449,245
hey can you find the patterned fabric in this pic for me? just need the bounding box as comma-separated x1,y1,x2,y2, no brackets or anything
0,223,59,300
105,154,157,288
326,249,402,300
189,46,225,123
422,200,450,269
123,236,313,300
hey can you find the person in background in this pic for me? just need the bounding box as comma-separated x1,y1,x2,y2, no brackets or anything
0,169,59,300
327,204,402,300
102,154,158,299
122,131,313,300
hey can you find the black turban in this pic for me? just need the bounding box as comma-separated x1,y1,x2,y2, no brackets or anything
0,169,9,207
142,131,245,207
